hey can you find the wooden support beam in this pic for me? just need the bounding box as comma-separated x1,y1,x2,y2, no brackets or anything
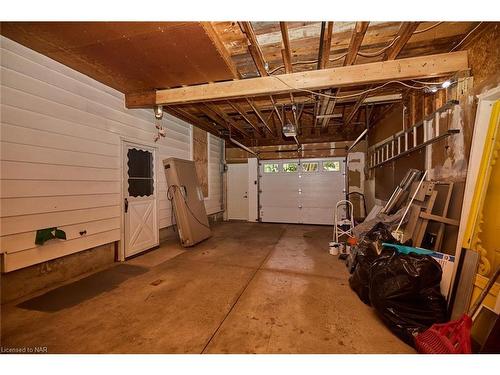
385,22,421,61
199,105,229,129
200,22,240,79
419,212,460,226
240,21,284,132
240,22,268,77
125,51,468,107
228,101,265,137
203,103,251,138
166,106,222,138
315,21,334,127
247,98,276,137
269,96,283,124
320,94,338,128
320,22,369,128
317,22,334,70
344,91,369,125
344,22,370,66
344,22,421,125
271,112,283,140
200,104,249,140
125,90,156,109
280,22,293,74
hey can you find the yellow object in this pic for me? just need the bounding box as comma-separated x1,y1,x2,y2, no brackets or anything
466,100,500,308
471,274,499,311
462,100,500,276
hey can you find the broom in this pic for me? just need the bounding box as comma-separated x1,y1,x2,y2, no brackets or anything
415,267,499,354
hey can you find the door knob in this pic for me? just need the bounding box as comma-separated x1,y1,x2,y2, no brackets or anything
124,198,129,213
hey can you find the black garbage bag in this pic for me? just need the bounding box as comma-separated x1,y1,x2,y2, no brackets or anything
368,248,447,346
349,246,377,304
362,222,397,252
349,222,396,304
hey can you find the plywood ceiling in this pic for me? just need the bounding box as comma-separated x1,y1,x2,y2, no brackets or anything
0,22,237,92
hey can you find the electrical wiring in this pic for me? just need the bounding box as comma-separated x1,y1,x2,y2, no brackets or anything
268,53,348,74
266,21,462,77
450,22,483,52
357,36,400,57
270,75,443,101
412,22,444,34
267,33,398,74
411,78,452,85
167,184,211,230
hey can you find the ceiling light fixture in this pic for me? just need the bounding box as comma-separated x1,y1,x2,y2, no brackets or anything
154,105,164,120
441,80,452,89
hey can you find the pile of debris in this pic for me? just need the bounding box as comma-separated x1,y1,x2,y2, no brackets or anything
343,169,460,348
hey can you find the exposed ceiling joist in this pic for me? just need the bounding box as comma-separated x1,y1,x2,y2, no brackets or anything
280,22,293,74
321,21,370,128
317,22,334,70
246,98,277,137
240,22,284,137
344,92,370,125
344,22,421,125
125,51,468,107
240,22,268,77
166,106,221,138
344,22,370,66
269,96,283,124
207,103,250,137
319,95,338,128
203,103,251,138
228,101,265,137
385,22,421,61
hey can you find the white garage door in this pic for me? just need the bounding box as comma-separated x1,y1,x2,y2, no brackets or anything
259,158,345,225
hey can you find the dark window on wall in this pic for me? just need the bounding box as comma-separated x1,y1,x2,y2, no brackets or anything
127,148,154,197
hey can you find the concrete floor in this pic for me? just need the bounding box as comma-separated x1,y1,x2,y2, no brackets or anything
0,222,414,354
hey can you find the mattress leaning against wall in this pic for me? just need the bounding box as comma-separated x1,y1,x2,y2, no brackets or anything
163,158,212,246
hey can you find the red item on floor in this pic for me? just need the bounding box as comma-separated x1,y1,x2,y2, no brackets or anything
414,314,472,354
347,237,357,246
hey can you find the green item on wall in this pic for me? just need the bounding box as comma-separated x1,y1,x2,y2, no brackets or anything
35,227,67,245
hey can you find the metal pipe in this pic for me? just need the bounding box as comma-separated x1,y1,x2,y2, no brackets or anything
394,170,428,235
291,104,302,151
229,135,258,157
260,146,347,154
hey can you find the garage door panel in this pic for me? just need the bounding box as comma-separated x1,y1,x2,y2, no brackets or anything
262,176,298,189
261,194,299,207
300,207,334,225
261,207,300,223
259,158,345,225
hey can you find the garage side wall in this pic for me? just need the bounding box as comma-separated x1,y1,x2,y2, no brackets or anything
0,36,223,273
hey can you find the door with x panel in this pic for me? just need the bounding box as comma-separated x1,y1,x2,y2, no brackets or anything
123,143,159,257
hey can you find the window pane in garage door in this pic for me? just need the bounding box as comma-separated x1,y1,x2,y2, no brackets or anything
323,161,340,171
264,163,279,173
283,163,298,172
302,162,318,172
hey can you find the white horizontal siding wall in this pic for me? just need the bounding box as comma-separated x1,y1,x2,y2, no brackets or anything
0,36,223,272
205,134,224,214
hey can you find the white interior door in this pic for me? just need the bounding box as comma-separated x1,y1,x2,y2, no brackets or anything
260,158,345,225
123,143,159,257
227,163,249,220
